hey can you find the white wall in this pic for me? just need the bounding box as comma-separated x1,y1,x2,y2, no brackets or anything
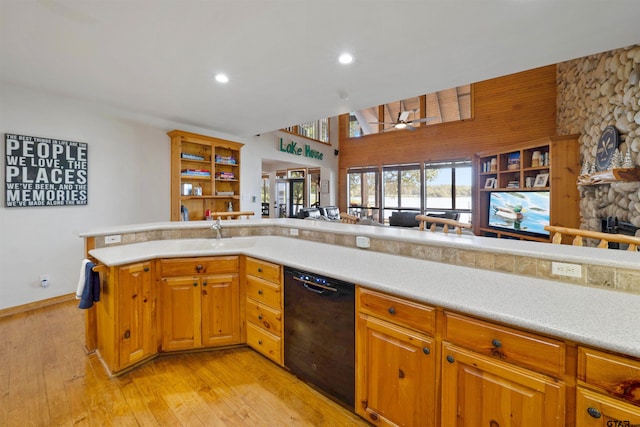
0,84,340,310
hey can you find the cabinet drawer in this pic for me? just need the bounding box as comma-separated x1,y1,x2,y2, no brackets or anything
444,312,565,377
576,387,640,425
578,347,640,405
246,298,282,335
246,276,281,308
358,287,435,335
160,256,238,277
246,322,281,364
246,257,280,283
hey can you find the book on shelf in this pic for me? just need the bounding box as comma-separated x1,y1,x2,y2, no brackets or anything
215,171,235,180
181,169,211,177
181,153,205,161
215,154,237,164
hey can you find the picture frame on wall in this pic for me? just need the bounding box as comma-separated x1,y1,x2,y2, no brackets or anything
533,173,549,187
484,177,496,189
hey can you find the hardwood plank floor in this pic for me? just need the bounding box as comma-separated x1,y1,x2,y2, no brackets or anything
0,300,369,426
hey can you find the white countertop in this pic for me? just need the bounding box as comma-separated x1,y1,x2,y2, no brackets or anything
80,218,640,270
89,235,640,359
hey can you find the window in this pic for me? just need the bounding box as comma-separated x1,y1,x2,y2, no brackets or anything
308,168,321,208
261,175,270,204
347,167,379,218
424,160,472,223
349,85,472,138
284,118,330,144
382,164,421,222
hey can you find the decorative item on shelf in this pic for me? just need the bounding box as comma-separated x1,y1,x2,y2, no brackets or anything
193,185,203,196
181,183,193,196
589,162,597,175
507,153,520,170
623,147,634,168
490,158,497,172
484,177,496,189
577,166,640,185
227,201,233,212
580,160,591,176
531,151,541,167
533,173,549,187
525,177,534,188
180,205,189,221
216,191,235,196
608,148,623,170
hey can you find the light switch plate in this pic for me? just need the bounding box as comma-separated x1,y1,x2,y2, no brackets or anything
105,234,122,244
356,236,370,249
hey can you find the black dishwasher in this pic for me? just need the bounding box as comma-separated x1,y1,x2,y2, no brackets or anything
283,267,355,409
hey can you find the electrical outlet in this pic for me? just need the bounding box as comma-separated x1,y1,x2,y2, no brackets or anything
289,228,299,236
356,236,370,249
105,234,121,244
40,274,49,287
551,262,582,278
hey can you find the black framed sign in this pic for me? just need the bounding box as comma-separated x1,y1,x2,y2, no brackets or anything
4,133,88,207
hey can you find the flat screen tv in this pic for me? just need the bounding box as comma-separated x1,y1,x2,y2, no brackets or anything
488,191,550,236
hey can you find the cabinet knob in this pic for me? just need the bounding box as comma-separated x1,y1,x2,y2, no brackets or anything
258,314,263,320
195,264,203,272
257,340,263,345
586,407,601,419
258,289,263,295
423,347,430,355
193,282,198,287
143,267,149,272
123,329,131,339
257,268,263,273
388,307,396,315
491,339,502,348
446,355,455,363
203,282,207,287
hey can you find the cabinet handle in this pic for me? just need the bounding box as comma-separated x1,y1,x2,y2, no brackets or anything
423,347,430,355
446,355,455,363
491,339,502,348
388,307,396,315
586,407,601,419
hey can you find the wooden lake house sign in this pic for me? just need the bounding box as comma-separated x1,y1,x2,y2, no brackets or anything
4,133,88,207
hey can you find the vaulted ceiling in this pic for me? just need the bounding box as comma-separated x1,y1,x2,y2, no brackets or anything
1,0,639,137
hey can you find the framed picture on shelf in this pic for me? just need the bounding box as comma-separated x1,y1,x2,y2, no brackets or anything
533,173,549,187
484,177,496,189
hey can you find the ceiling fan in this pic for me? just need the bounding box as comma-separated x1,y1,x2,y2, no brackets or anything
370,111,436,132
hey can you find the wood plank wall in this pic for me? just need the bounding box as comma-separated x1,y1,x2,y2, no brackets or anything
337,65,558,212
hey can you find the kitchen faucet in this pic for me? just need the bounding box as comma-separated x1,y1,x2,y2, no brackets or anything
211,217,222,240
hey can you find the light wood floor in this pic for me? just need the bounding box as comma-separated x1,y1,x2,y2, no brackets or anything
0,300,370,426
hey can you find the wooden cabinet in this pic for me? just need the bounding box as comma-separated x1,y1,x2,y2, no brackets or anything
160,256,240,351
245,257,283,365
168,129,243,221
355,287,437,426
96,261,156,374
441,312,566,427
576,347,640,426
473,135,580,242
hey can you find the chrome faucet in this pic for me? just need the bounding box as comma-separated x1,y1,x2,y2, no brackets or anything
211,217,222,240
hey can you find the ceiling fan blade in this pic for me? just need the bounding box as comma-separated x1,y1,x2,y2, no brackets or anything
408,116,437,124
405,125,416,131
368,121,395,125
380,127,398,132
399,111,410,121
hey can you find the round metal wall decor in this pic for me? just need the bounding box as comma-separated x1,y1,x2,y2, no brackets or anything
595,125,619,171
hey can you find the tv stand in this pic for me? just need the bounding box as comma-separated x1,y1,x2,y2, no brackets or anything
473,135,581,243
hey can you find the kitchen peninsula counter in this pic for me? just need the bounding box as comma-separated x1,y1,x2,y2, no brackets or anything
81,220,640,359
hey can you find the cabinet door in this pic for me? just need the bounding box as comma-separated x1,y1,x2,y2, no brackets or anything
117,262,155,369
576,387,640,426
356,314,436,427
161,276,202,351
201,273,240,347
442,344,565,427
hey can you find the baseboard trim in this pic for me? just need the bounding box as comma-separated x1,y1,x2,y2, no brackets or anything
0,293,76,318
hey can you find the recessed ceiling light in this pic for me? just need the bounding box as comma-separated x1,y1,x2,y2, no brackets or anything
215,73,229,83
338,53,353,64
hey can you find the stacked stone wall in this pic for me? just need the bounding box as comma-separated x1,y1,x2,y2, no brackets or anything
557,45,640,232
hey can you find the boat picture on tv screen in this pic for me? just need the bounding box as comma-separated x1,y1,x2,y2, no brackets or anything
488,191,550,236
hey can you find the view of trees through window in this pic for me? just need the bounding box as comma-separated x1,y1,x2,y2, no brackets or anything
347,160,472,223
